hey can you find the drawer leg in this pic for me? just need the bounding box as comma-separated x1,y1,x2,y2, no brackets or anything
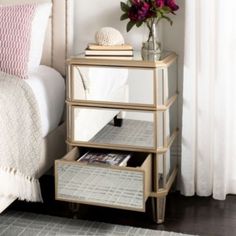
152,153,167,223
113,115,123,127
151,196,166,224
156,196,166,223
68,202,80,218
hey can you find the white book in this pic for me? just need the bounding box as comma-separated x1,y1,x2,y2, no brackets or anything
77,151,131,167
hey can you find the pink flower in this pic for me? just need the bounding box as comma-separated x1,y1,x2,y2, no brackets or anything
128,0,153,22
155,0,164,8
132,0,141,3
120,0,180,32
165,0,179,11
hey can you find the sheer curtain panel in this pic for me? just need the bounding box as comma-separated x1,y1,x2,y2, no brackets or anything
181,0,236,200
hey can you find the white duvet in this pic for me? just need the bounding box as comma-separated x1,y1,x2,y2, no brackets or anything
26,65,65,137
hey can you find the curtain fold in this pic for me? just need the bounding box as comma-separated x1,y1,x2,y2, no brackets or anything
181,0,236,200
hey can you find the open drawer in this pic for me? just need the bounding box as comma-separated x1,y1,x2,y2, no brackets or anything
55,148,152,212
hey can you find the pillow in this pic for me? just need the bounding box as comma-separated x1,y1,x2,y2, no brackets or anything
0,1,51,78
28,2,52,71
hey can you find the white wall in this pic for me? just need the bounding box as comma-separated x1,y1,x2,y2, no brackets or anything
163,0,185,130
73,0,184,54
163,0,185,56
73,0,185,130
162,0,185,159
74,0,146,54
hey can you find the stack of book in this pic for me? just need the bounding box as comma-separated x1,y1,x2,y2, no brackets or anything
85,43,133,59
77,151,131,167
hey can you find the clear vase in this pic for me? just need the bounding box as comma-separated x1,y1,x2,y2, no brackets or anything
141,20,162,60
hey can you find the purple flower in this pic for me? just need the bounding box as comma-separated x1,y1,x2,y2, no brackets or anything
165,0,179,11
128,0,153,22
155,0,164,8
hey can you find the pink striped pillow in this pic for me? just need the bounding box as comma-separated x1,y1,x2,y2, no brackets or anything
0,4,37,79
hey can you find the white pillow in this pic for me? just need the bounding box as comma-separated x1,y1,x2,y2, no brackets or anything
28,2,52,71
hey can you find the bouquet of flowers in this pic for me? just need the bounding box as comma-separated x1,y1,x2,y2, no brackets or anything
120,0,179,33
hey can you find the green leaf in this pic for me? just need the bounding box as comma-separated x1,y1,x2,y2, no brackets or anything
157,11,162,18
136,21,143,27
120,13,129,21
126,21,135,32
162,16,173,25
162,6,171,13
120,2,129,12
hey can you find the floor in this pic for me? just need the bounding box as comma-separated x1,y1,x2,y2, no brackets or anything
9,175,236,236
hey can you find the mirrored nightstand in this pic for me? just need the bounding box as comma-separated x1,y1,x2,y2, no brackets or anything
55,51,179,223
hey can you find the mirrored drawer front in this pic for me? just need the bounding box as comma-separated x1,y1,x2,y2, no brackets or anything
68,106,156,151
69,65,156,107
55,148,151,211
67,102,178,152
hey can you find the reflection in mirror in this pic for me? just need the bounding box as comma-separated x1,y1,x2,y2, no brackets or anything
166,60,178,102
72,107,155,149
157,154,165,189
73,66,154,106
158,137,178,189
166,99,178,141
165,138,178,185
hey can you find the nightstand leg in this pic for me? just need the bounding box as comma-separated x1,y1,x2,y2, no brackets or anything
113,115,123,127
68,203,80,218
152,153,166,223
156,196,166,223
151,196,166,224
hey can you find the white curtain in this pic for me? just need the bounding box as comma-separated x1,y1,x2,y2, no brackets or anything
181,0,236,200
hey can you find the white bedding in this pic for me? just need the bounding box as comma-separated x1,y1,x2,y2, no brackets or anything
0,123,66,214
0,71,44,208
0,66,66,213
26,65,65,137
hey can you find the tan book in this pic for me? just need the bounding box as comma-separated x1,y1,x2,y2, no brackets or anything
85,49,133,56
85,55,133,60
87,43,133,51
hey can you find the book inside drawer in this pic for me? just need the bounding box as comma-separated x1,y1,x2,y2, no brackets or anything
55,148,151,211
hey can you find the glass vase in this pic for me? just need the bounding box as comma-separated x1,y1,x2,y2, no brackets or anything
141,20,162,60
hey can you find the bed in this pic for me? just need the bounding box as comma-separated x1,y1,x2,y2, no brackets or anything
0,0,74,213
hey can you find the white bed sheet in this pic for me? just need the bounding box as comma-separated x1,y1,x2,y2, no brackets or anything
26,65,65,137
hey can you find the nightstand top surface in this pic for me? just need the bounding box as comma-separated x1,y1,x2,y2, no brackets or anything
68,51,177,68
